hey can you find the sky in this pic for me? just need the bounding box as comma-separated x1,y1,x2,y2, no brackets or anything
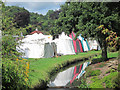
2,0,66,15
2,0,118,15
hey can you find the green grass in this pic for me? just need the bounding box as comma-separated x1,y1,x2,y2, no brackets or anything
108,51,119,58
92,51,118,59
89,70,118,88
28,50,101,87
91,51,118,64
102,72,118,88
87,71,118,88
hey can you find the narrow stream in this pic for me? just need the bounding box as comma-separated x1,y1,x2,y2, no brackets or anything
47,61,91,88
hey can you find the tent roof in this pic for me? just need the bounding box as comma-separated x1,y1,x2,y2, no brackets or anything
59,32,72,40
30,31,42,34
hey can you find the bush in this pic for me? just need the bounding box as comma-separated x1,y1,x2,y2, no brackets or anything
2,58,30,89
108,47,117,52
89,76,104,88
77,76,88,88
111,75,120,88
91,58,104,64
102,72,118,88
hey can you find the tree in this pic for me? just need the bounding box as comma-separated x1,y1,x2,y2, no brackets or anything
14,11,30,27
46,9,61,20
52,2,119,60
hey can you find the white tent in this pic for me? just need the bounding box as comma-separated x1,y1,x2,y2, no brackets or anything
88,38,101,50
77,35,89,51
53,32,75,55
16,33,56,58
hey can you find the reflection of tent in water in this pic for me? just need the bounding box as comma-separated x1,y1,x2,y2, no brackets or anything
49,67,75,86
16,33,57,58
53,32,75,55
69,31,83,53
48,61,91,87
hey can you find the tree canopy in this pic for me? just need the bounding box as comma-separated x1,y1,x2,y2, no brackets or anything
50,2,119,60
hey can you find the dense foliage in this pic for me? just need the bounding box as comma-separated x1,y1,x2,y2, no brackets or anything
14,11,30,27
29,9,61,35
1,2,31,89
50,2,119,60
2,6,30,28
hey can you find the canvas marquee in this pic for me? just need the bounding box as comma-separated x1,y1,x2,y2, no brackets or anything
69,32,83,53
88,38,101,50
53,32,75,55
77,34,90,52
16,33,56,58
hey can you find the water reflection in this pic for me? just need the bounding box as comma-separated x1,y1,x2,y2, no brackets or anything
48,61,91,87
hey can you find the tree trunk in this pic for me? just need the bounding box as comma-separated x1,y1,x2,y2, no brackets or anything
101,40,108,61
98,37,108,61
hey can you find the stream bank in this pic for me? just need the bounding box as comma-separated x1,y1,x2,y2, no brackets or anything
33,53,100,89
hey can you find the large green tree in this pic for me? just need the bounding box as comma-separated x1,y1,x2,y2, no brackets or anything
52,2,119,60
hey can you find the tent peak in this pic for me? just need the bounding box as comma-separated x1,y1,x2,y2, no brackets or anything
36,28,38,31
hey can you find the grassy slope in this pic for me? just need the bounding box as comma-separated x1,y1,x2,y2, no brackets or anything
28,51,101,87
85,51,119,88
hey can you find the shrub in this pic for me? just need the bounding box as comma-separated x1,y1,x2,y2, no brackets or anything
108,47,117,52
105,69,116,74
102,72,118,88
89,76,104,88
77,76,88,88
91,58,104,64
2,58,30,89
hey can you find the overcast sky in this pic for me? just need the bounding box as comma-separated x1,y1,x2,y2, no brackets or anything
2,0,66,15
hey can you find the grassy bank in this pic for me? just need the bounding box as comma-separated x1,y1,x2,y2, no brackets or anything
28,50,101,88
78,51,119,88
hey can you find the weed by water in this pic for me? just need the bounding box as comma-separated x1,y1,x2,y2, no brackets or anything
102,72,118,88
89,76,104,88
86,69,101,77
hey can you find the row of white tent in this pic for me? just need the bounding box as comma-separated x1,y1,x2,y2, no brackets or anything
16,32,100,58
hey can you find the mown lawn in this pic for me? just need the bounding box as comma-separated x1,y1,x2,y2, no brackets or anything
28,50,101,88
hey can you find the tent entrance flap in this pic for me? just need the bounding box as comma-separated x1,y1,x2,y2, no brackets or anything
44,43,54,58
